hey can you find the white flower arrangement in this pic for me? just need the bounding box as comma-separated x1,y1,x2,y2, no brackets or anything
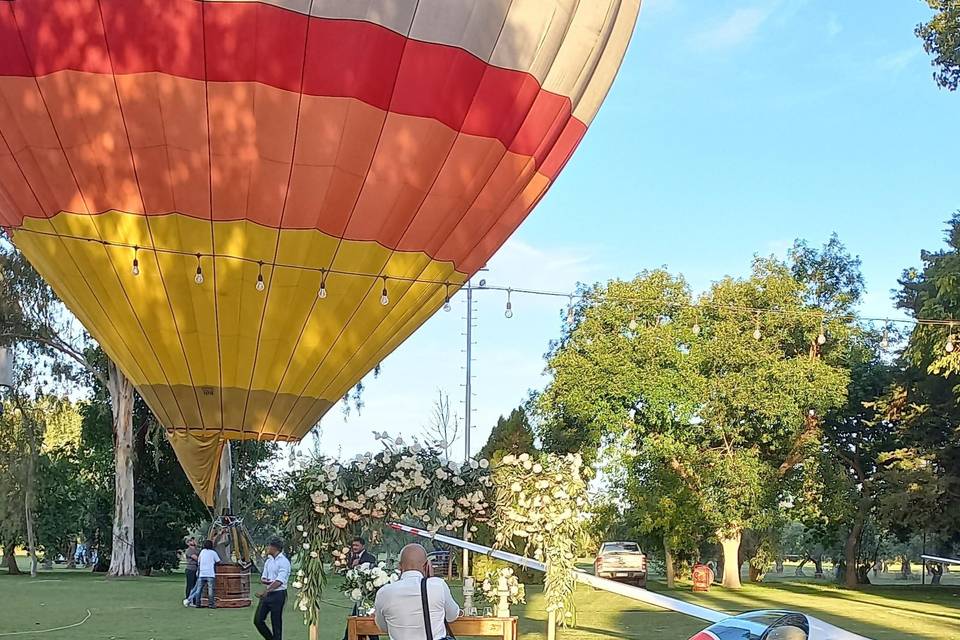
478,567,526,606
342,562,399,605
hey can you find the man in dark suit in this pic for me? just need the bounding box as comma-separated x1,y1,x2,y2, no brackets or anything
346,536,377,569
343,536,379,640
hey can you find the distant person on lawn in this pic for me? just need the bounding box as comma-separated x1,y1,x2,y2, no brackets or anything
254,538,291,640
184,538,200,599
184,540,220,609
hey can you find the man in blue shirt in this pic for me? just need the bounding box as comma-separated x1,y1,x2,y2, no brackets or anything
255,538,291,640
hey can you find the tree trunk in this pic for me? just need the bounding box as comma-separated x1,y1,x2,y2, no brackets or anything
663,538,676,589
813,554,824,578
843,505,868,589
24,494,37,577
107,362,137,577
719,530,743,589
66,542,76,569
4,543,21,575
900,556,912,579
20,395,39,578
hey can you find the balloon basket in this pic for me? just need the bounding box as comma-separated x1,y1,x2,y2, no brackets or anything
200,563,251,608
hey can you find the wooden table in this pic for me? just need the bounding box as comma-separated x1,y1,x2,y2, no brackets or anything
345,615,518,640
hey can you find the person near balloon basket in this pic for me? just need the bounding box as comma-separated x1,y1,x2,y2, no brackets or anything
254,538,291,640
183,540,220,609
183,538,200,599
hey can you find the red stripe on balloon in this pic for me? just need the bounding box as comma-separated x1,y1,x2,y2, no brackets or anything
1,0,587,160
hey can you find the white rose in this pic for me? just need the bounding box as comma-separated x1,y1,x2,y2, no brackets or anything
502,454,516,465
351,588,363,601
302,543,311,550
519,453,530,462
296,524,304,532
310,551,318,558
479,459,489,469
532,463,543,473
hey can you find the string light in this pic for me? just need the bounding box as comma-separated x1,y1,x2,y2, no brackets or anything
380,277,389,306
880,322,890,350
443,284,452,312
817,319,827,345
566,296,575,324
628,318,639,331
504,289,513,319
947,325,956,353
318,270,328,299
256,261,265,292
753,313,762,341
131,246,140,276
14,227,960,334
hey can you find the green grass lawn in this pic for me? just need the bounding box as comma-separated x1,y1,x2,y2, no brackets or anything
0,565,957,640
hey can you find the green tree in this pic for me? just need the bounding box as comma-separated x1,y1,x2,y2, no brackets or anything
0,243,139,576
478,406,535,461
879,213,960,538
916,0,960,91
536,262,849,588
789,235,897,588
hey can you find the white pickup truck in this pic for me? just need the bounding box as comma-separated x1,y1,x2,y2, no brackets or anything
594,541,647,588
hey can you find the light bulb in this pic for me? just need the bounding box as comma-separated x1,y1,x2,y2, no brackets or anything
817,332,827,345
628,318,638,331
132,259,140,276
195,267,203,285
567,307,575,324
318,281,327,299
753,328,762,341
880,329,889,350
380,289,389,306
443,298,451,312
692,323,701,335
505,301,513,319
947,336,955,353
256,275,265,292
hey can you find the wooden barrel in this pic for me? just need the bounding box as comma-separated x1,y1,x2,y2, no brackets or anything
200,563,251,608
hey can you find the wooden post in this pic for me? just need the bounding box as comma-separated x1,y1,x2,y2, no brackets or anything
547,610,557,640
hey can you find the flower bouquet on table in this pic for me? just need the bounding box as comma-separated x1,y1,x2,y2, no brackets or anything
342,562,400,615
478,566,525,612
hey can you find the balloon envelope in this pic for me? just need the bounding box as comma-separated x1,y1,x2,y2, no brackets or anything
0,0,639,501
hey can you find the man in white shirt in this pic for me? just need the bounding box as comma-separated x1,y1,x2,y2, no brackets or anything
374,544,461,640
254,538,291,640
183,539,220,609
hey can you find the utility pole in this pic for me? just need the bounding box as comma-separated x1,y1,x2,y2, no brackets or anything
464,281,474,460
462,279,474,578
460,270,486,579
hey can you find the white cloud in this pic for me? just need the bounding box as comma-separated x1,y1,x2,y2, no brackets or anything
689,6,773,51
878,48,921,73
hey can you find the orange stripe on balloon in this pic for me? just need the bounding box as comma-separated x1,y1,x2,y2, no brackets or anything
0,73,565,273
0,0,586,160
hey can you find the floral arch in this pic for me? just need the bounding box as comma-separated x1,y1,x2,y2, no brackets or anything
286,435,588,630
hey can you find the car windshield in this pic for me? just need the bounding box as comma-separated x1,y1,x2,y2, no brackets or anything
601,543,640,553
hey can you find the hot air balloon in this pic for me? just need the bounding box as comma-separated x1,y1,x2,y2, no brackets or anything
0,0,640,504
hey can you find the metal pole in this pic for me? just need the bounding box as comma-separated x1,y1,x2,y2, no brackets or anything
463,280,473,578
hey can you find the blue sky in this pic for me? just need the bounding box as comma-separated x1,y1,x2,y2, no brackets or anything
308,0,960,461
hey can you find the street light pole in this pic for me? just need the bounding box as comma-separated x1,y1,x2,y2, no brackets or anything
462,280,474,578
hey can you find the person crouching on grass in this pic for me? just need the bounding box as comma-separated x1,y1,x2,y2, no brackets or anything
183,540,220,609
